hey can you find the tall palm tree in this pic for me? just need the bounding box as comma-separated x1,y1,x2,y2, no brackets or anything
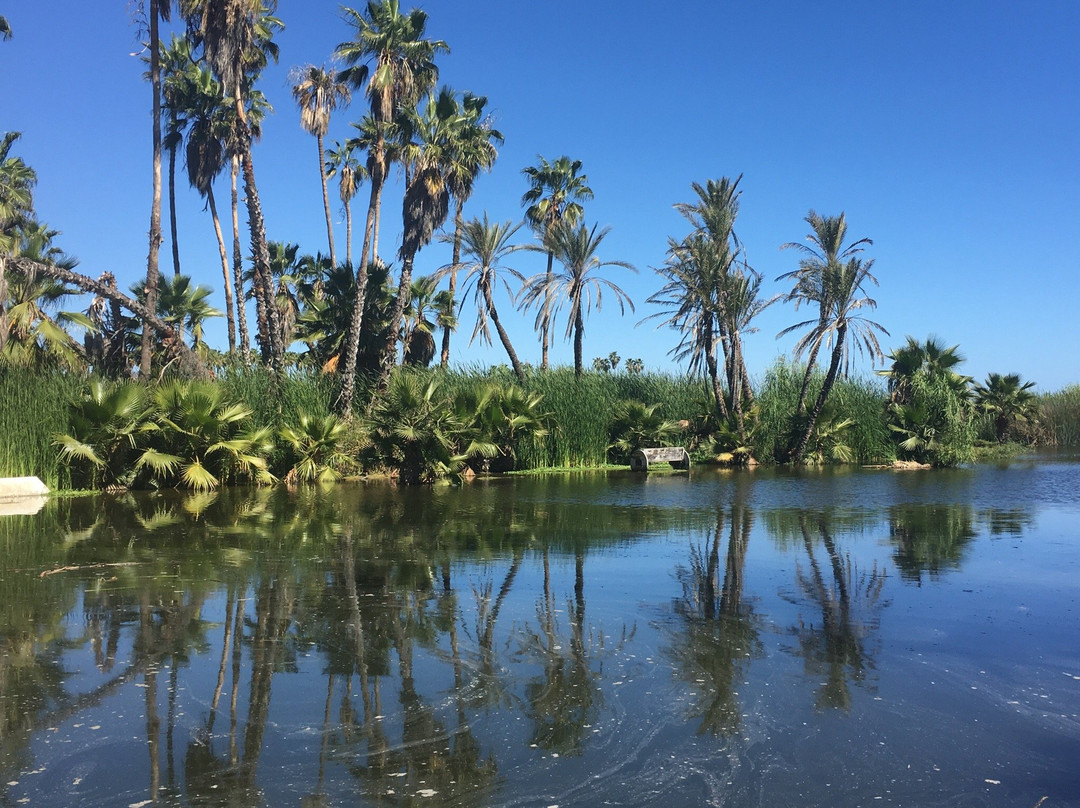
325,140,367,268
181,64,238,352
291,64,350,268
520,221,635,376
521,155,593,370
333,0,448,415
225,87,271,359
181,0,285,372
377,90,457,385
438,90,502,366
779,211,872,416
0,15,12,40
435,215,527,381
974,372,1037,443
160,33,197,278
140,0,173,380
782,256,888,463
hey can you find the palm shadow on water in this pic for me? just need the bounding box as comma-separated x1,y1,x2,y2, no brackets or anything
667,502,763,737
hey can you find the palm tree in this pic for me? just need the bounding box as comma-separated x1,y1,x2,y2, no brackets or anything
879,335,971,404
160,33,197,278
783,256,888,463
154,274,222,355
181,0,285,372
1,223,89,369
974,372,1037,443
0,131,37,350
181,63,238,352
0,15,12,40
225,87,271,359
435,215,527,380
521,155,593,369
520,221,635,376
439,90,502,366
779,211,872,417
401,275,438,366
334,0,448,415
291,64,350,268
139,0,172,380
325,140,367,267
377,90,460,386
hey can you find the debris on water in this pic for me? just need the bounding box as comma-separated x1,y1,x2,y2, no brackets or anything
985,779,1000,785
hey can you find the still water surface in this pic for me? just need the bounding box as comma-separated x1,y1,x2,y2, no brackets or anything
1,456,1078,807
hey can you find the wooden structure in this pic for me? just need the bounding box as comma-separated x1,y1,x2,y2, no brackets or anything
630,447,690,472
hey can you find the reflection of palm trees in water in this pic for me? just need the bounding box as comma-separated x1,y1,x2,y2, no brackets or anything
518,545,612,755
669,503,762,736
791,513,887,710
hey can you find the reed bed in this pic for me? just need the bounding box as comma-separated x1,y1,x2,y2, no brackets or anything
0,367,84,489
1036,385,1080,446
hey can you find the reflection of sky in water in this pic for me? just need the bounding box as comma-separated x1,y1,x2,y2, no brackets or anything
0,456,1078,807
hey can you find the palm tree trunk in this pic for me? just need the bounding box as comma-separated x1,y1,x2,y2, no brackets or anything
230,155,250,359
234,100,283,374
704,323,730,420
792,322,847,463
381,247,415,383
336,164,382,416
318,132,336,268
484,283,524,382
344,191,353,268
207,186,237,353
796,339,822,416
541,250,554,370
440,197,464,367
573,303,584,376
140,0,163,380
0,255,8,353
168,141,181,277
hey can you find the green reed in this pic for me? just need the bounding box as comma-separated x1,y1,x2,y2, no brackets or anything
0,367,83,489
1037,384,1080,446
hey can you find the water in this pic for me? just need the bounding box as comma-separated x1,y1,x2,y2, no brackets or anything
1,455,1078,807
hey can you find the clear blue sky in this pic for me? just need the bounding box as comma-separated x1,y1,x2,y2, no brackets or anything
4,0,1078,389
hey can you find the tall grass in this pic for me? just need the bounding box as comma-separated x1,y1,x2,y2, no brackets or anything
753,358,893,464
0,367,84,489
1037,385,1080,446
219,366,335,428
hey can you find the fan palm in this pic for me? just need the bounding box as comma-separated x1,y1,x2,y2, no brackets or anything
155,273,223,356
54,380,152,489
291,64,350,267
334,0,448,415
401,275,438,367
435,215,527,380
0,131,37,349
325,140,367,267
520,221,635,376
180,0,285,371
180,63,238,352
378,90,460,383
974,372,1037,443
521,155,593,369
279,412,354,484
159,33,197,278
879,335,971,404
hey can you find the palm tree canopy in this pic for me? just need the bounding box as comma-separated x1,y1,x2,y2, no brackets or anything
335,0,448,122
521,221,636,339
521,155,593,235
290,64,350,138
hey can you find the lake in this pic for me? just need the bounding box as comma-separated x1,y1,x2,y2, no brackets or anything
1,455,1078,807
